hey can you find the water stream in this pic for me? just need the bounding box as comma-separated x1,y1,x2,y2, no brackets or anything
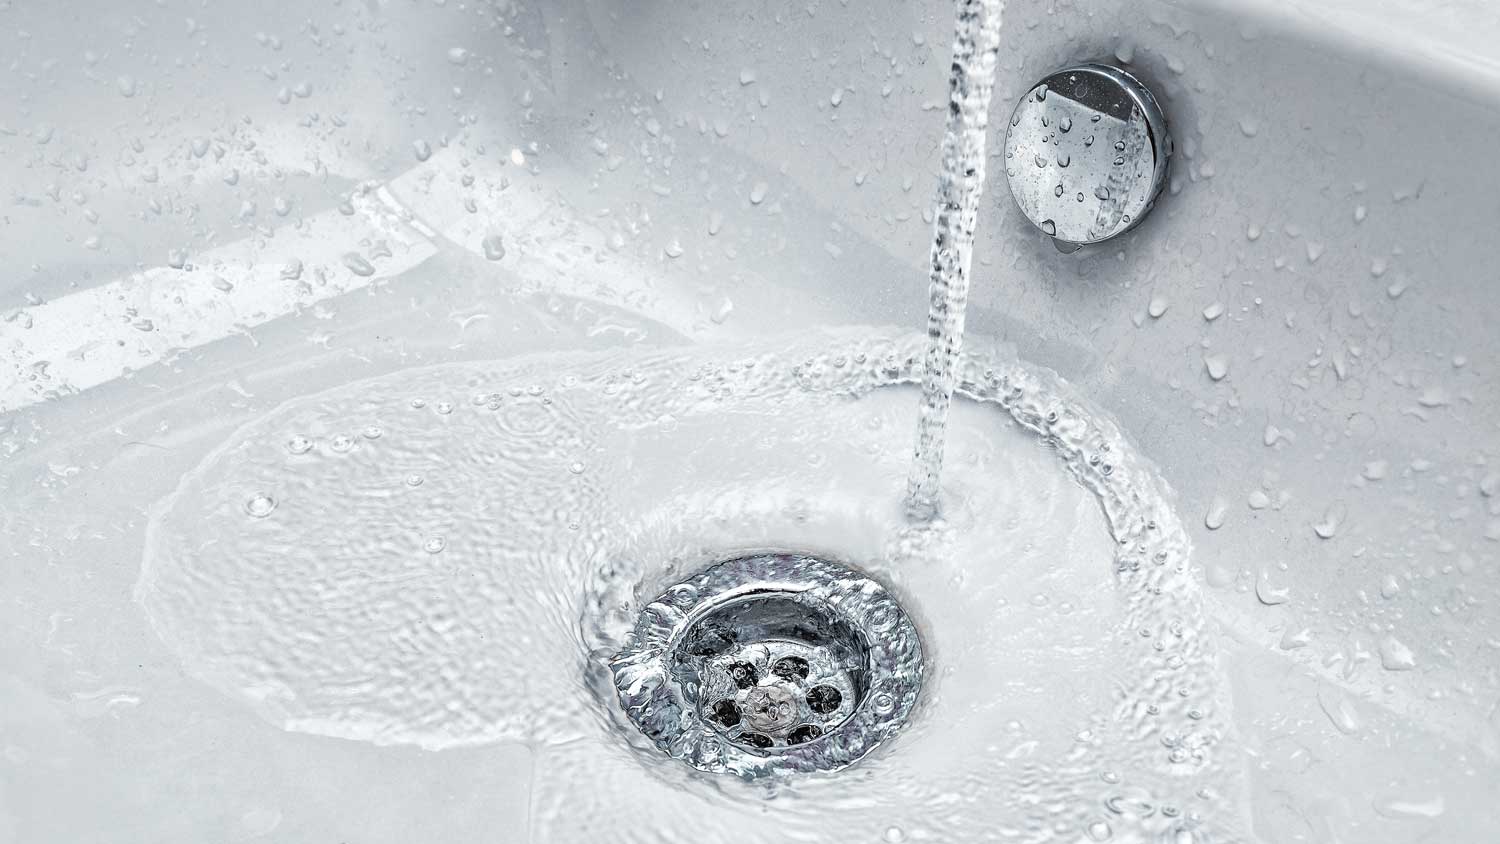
905,0,1005,521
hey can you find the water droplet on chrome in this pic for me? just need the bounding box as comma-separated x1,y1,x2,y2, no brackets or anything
423,536,447,554
286,436,312,455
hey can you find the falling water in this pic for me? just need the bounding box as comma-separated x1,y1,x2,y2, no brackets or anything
905,0,1005,521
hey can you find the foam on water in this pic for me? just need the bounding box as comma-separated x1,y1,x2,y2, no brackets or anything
138,329,1245,842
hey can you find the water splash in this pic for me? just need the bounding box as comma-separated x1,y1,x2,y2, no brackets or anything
906,0,1005,521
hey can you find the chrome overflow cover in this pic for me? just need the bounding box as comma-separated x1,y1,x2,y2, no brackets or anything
1003,63,1171,252
609,553,923,778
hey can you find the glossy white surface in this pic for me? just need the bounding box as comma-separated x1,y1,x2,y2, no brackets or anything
3,0,1497,841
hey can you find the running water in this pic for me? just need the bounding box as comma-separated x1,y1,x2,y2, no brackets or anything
905,0,1005,520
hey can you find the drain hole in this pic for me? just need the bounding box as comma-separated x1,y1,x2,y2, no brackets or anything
610,553,923,776
786,724,824,745
807,685,843,715
709,699,742,728
737,732,774,749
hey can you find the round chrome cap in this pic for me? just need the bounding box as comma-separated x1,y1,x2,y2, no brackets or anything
1003,63,1170,250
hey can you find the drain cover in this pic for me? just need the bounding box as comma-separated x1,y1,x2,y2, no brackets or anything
610,553,923,777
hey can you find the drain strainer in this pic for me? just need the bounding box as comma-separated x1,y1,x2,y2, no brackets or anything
609,553,923,777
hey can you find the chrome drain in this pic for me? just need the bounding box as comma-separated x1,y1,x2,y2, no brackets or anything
610,553,923,777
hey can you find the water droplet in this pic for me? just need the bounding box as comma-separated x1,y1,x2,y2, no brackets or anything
1283,627,1317,651
1057,153,1071,168
1034,84,1048,101
1378,635,1416,670
1095,186,1112,201
1059,116,1073,132
482,235,506,261
1203,354,1229,381
330,434,355,453
1317,685,1362,735
711,296,734,325
244,493,277,518
116,75,137,97
423,536,447,554
1204,496,1227,530
1040,219,1057,236
1313,507,1340,539
341,253,376,277
749,181,768,204
286,436,313,455
446,46,470,65
404,474,424,487
1054,184,1064,197
435,401,454,415
569,461,586,475
1033,154,1048,168
361,425,383,440
1373,795,1445,819
413,139,433,161
1255,575,1290,606
1086,820,1112,841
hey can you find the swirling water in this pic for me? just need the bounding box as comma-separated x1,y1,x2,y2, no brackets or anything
138,330,1244,842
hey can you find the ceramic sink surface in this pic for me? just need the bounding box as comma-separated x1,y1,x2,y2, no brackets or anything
2,1,1497,841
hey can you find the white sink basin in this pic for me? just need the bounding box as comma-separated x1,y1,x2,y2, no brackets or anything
2,0,1496,841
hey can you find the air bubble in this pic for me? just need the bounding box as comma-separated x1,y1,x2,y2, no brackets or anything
244,494,277,518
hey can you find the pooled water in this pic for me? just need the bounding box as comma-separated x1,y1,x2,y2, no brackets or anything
905,0,1004,522
138,330,1244,842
